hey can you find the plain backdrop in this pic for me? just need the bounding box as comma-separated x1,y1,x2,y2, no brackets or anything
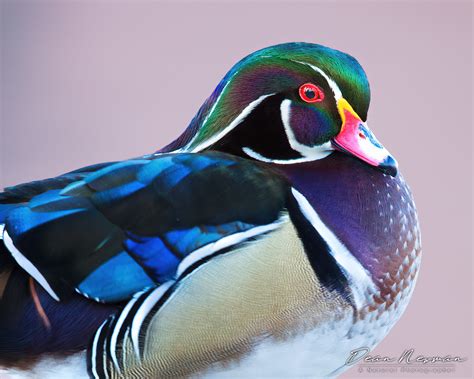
0,1,472,378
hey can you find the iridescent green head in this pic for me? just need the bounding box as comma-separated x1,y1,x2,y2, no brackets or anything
165,42,397,175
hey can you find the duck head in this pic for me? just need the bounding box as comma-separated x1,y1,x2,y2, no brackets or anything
163,42,398,176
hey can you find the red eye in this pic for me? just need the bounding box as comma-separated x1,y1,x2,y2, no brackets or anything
299,83,325,103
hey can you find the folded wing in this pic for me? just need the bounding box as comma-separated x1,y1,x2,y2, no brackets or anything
1,152,289,302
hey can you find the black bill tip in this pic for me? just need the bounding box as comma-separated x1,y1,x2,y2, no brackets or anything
378,155,398,177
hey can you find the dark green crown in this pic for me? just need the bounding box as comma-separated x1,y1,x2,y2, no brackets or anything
163,42,370,152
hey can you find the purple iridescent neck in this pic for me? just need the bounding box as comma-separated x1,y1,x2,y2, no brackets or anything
276,153,421,303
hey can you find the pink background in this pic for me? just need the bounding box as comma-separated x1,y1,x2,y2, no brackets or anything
1,1,472,378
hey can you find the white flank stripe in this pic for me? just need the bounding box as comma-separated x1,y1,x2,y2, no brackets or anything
188,94,274,152
0,224,4,239
130,281,174,360
109,288,150,373
122,327,130,370
102,328,110,379
2,228,60,301
91,319,108,379
291,188,376,308
177,216,288,278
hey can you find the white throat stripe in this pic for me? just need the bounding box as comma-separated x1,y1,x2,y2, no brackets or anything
280,99,333,160
242,147,331,165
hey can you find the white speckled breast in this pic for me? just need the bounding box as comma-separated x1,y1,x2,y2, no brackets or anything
279,153,422,373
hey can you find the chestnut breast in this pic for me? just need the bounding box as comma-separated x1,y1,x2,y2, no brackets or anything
277,153,422,310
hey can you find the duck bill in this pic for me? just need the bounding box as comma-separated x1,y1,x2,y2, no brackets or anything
332,98,398,177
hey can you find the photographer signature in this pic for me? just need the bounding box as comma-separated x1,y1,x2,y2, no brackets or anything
345,347,467,366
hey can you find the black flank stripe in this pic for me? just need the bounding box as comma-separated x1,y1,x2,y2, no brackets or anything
104,312,121,366
287,193,355,307
90,315,115,379
86,331,94,378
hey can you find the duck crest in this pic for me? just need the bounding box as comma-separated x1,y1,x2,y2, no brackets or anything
161,43,371,155
278,153,421,338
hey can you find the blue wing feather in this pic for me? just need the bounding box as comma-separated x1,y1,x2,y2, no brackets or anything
77,251,155,302
124,234,180,282
2,152,288,303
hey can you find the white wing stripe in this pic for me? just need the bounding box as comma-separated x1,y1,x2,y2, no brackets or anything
2,228,60,301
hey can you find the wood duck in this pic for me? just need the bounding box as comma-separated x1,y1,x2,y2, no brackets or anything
0,42,421,378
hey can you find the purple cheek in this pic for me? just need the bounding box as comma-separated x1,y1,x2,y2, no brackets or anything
288,105,335,146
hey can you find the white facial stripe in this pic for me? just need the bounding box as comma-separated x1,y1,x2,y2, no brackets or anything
181,78,235,153
280,99,334,159
291,188,376,309
291,60,343,100
200,80,233,129
175,62,342,160
2,227,60,302
186,94,274,153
